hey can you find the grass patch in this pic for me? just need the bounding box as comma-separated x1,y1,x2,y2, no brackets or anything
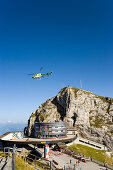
0,151,4,157
59,87,67,95
106,122,113,125
109,130,113,135
0,151,8,158
90,115,105,128
36,161,50,170
30,113,36,118
68,144,113,165
71,87,79,97
40,114,45,122
39,113,50,122
89,110,95,114
47,107,52,110
82,90,93,95
89,116,93,120
95,96,113,103
15,156,35,170
26,155,48,170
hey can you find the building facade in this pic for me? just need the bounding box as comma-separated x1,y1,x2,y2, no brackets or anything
34,121,67,138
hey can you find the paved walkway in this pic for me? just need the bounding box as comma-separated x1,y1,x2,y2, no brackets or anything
48,150,110,170
79,161,110,170
0,157,12,170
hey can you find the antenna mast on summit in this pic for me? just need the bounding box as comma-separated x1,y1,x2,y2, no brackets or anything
80,80,82,89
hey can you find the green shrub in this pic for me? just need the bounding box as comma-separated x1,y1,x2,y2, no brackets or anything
90,115,105,128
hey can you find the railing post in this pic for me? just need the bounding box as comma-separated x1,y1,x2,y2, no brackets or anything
35,155,36,169
50,161,52,170
12,144,16,170
25,152,26,163
8,148,9,158
4,148,5,157
74,164,76,170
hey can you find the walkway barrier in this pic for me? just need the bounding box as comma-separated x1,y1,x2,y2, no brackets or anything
0,149,12,170
62,148,88,163
52,159,59,165
64,164,82,170
20,152,51,170
1,147,57,170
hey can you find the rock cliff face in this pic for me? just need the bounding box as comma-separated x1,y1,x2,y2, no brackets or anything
25,87,113,151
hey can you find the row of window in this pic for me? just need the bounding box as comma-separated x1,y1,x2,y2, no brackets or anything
36,134,65,138
35,130,65,133
35,128,66,132
35,126,66,129
35,133,66,136
35,124,65,127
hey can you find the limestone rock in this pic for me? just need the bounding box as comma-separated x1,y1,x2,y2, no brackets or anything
25,86,113,150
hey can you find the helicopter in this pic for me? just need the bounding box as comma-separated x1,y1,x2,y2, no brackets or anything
28,67,53,79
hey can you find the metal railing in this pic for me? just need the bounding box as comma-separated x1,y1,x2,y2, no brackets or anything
1,147,51,170
2,146,57,170
0,149,11,170
1,146,113,170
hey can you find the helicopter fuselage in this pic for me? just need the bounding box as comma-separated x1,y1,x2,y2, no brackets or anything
32,74,42,79
32,72,52,79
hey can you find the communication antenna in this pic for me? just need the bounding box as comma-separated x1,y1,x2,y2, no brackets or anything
80,80,82,89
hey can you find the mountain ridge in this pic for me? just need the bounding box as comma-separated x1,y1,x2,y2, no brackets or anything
25,86,113,151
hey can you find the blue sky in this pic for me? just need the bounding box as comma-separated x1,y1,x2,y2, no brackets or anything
0,0,113,123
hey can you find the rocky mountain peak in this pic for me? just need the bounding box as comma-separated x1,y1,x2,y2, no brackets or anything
25,86,113,150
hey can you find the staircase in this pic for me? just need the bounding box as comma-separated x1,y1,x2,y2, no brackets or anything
0,157,12,170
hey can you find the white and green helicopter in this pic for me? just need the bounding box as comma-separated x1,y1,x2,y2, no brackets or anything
28,67,53,79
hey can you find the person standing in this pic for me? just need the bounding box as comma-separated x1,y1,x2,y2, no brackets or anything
104,161,105,167
78,160,80,166
70,159,72,164
106,163,108,170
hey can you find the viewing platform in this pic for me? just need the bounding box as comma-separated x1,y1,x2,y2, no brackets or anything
0,131,77,145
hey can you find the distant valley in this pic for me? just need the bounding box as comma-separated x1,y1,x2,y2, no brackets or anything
0,122,26,136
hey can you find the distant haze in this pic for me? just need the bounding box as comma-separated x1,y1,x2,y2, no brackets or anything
0,122,27,136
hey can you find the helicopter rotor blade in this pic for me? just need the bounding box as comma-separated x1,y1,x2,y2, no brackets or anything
28,74,35,75
38,67,43,73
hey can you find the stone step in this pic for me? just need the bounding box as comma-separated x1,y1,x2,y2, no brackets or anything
0,157,12,170
3,158,12,170
0,157,7,169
